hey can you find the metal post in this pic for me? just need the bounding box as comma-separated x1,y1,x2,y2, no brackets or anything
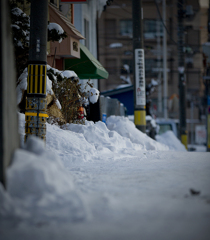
132,0,146,133
25,0,48,142
163,0,168,119
177,0,188,149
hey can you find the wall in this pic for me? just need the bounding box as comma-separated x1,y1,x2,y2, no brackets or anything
0,0,20,187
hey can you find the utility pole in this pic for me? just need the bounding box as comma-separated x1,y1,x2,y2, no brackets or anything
156,1,162,118
177,0,188,149
163,0,168,119
25,0,48,142
132,0,146,133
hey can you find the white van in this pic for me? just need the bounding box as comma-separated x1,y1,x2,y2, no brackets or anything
156,118,179,138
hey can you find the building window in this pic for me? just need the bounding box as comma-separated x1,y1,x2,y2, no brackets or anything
84,19,89,48
120,19,132,37
105,59,117,75
144,19,163,39
145,58,161,78
121,59,133,74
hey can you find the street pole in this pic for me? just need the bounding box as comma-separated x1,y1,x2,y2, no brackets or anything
25,0,48,142
206,0,210,151
156,2,162,118
163,0,168,119
177,0,188,149
132,0,146,133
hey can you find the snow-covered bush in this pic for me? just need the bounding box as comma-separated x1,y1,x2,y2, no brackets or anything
17,65,94,125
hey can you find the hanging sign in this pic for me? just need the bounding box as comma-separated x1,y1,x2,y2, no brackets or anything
135,49,146,106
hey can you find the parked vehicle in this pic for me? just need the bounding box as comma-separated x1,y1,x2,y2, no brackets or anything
156,118,179,138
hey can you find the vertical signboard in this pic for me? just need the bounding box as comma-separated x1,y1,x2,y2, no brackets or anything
135,49,145,106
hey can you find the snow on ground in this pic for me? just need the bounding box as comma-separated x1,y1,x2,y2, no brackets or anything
0,113,210,240
156,130,187,151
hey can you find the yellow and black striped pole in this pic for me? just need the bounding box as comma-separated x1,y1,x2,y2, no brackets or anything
132,0,146,132
25,0,48,142
25,64,48,141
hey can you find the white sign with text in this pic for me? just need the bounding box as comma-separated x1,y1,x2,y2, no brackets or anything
135,49,146,106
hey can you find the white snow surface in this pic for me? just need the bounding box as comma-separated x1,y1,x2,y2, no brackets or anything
156,130,187,151
0,113,210,240
62,70,78,79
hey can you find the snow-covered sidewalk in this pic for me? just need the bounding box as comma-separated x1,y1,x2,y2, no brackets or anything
0,114,210,240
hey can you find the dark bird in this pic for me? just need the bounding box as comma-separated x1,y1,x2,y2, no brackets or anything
190,188,201,195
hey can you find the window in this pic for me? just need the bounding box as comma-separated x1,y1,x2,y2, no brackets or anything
121,59,133,74
120,19,132,37
105,19,116,36
145,59,162,78
144,19,163,39
105,59,117,75
84,19,89,48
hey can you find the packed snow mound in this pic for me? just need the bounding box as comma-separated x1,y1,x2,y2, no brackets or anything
62,70,78,78
0,136,86,223
156,130,187,151
65,120,142,154
106,116,169,151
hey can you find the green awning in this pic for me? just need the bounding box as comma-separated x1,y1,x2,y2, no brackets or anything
65,43,109,79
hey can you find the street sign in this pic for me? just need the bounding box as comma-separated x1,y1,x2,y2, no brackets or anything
135,49,146,106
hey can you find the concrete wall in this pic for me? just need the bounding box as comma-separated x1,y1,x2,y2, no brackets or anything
0,0,20,187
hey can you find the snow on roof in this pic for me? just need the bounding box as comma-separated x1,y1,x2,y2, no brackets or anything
109,43,123,48
48,22,64,34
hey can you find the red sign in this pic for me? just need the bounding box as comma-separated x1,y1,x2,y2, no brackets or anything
60,0,88,2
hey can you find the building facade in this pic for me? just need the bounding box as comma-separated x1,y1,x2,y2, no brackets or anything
98,0,208,143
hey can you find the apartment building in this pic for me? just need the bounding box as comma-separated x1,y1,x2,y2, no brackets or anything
98,0,208,142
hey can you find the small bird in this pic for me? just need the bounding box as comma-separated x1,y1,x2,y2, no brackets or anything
190,188,200,195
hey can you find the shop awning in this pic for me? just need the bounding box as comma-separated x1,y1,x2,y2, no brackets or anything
65,43,109,79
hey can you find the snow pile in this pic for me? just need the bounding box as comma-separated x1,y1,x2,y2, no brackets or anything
11,7,26,17
146,115,157,128
65,120,142,154
0,136,86,224
1,113,210,240
106,116,169,151
156,130,187,151
62,70,78,79
89,88,100,104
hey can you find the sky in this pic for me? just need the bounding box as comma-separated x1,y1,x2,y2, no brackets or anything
0,113,210,240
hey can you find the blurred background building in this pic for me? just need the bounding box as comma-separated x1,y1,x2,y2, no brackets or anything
98,0,209,144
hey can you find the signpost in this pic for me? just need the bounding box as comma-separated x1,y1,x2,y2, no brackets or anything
135,49,146,106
